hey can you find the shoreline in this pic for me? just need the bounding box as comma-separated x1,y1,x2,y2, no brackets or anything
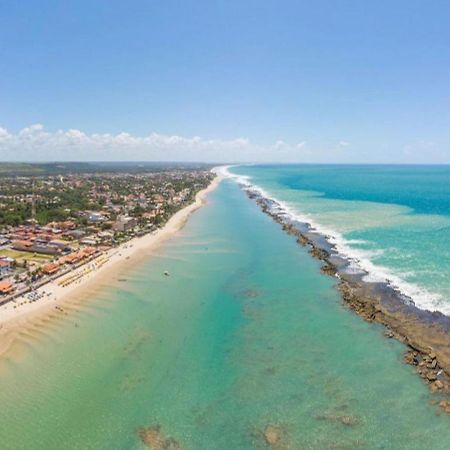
0,174,222,357
244,187,450,413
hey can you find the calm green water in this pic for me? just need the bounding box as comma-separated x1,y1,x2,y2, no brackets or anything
0,180,449,449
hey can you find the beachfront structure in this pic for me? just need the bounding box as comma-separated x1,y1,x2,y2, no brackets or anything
59,247,97,265
42,262,60,275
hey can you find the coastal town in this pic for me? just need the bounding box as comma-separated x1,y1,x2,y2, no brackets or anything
0,164,214,305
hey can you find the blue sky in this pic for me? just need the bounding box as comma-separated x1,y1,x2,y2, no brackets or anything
1,0,450,162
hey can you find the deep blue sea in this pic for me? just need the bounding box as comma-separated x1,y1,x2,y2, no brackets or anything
229,165,450,314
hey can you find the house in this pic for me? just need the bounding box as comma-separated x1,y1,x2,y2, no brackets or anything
47,220,76,231
0,260,11,278
97,231,114,244
80,237,98,246
152,194,165,207
65,229,86,240
143,210,158,220
49,240,72,252
88,212,106,223
12,240,34,252
0,280,14,295
98,231,113,239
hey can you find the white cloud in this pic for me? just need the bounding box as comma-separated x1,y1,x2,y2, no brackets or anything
5,125,447,163
273,140,288,150
0,124,310,163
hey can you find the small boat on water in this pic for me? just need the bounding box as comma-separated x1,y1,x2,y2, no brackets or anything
164,271,170,276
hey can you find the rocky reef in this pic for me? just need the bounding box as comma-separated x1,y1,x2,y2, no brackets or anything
254,424,291,449
246,188,450,413
138,425,181,450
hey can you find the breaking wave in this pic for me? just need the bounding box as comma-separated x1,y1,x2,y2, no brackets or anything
222,165,448,315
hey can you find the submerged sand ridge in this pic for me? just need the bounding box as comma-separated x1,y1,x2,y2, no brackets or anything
246,188,450,413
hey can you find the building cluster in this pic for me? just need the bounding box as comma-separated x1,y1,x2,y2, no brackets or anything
0,169,213,300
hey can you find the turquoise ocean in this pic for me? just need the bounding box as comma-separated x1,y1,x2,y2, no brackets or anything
230,165,450,315
1,176,450,449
